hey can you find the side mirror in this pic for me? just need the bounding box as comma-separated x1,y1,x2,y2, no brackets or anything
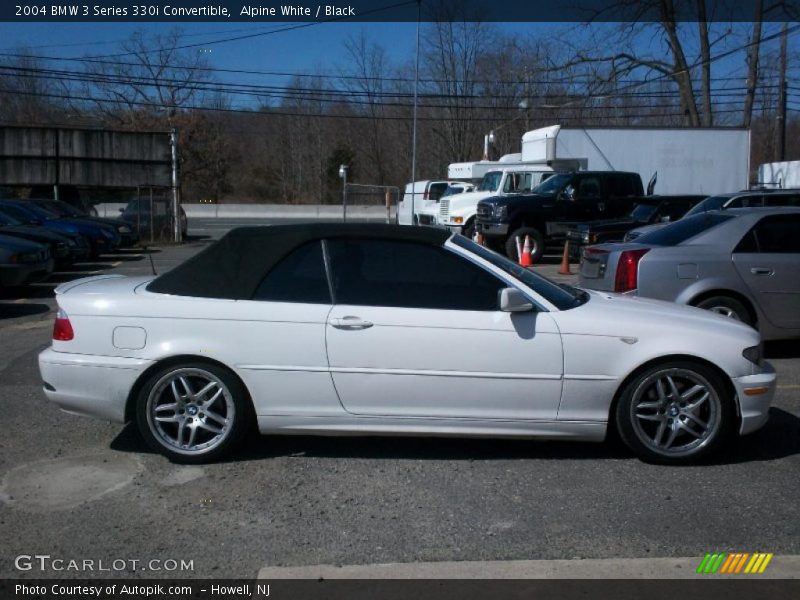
499,287,533,313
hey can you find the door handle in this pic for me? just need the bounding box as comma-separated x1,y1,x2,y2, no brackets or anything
750,267,774,276
329,316,373,330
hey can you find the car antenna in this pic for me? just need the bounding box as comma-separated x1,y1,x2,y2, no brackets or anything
145,245,158,276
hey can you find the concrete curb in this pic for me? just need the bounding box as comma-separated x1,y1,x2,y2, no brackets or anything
257,556,800,579
96,202,396,220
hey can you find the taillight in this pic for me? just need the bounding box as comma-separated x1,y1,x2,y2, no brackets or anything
53,308,74,341
614,248,650,293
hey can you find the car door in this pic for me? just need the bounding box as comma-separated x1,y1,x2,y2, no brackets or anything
229,240,342,416
732,214,800,330
324,238,564,420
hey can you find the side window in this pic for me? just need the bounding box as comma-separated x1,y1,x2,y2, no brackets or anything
752,215,800,253
428,183,448,201
764,194,800,207
725,196,744,208
576,176,601,198
327,239,506,311
252,241,331,303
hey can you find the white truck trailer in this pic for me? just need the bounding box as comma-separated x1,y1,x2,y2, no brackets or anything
757,160,800,189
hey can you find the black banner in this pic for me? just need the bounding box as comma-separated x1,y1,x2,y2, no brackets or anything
3,579,800,600
2,0,798,23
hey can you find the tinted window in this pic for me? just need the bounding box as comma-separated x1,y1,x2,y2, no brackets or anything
607,174,638,197
764,194,800,207
252,241,331,304
428,183,449,201
635,213,734,246
576,176,601,197
752,215,800,253
533,173,571,194
327,239,504,311
685,195,727,217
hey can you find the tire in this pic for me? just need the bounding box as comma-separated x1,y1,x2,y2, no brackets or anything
694,296,754,327
505,227,544,263
615,361,735,465
136,362,252,464
461,218,476,240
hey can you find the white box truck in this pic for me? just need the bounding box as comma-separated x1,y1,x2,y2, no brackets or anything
521,125,750,195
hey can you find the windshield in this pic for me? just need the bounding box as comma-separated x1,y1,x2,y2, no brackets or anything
629,203,659,221
635,212,733,246
684,195,727,217
0,203,46,223
452,235,588,310
442,186,465,197
0,209,22,226
478,171,502,192
532,173,571,194
46,199,82,217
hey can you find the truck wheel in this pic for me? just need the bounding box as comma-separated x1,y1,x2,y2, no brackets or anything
505,227,544,263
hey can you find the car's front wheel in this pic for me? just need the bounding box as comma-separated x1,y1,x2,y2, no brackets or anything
136,363,251,463
615,361,734,464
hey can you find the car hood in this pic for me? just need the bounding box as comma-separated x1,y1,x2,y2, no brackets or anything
479,192,555,207
0,225,67,243
0,232,46,252
560,288,756,339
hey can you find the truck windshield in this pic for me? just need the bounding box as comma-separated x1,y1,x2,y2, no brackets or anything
532,173,571,194
451,235,589,310
478,172,502,192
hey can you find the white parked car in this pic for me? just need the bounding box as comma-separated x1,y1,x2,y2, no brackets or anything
39,224,775,464
397,180,451,226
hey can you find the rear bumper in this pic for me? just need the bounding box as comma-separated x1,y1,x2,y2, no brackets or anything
732,363,777,435
38,348,153,423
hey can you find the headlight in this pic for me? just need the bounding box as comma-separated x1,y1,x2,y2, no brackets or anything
100,228,114,239
66,238,76,247
494,205,507,220
118,225,131,234
582,231,591,243
18,252,41,264
742,344,763,366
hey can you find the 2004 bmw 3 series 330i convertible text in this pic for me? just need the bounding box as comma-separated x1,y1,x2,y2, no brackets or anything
39,224,776,465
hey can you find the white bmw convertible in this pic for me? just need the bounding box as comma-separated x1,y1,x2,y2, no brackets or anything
39,224,775,464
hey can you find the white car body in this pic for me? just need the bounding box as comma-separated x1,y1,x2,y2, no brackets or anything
40,229,774,463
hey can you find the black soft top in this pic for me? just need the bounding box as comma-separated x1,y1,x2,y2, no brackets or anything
146,223,450,299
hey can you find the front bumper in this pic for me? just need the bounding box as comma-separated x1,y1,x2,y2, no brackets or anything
732,362,777,435
0,258,54,286
475,221,509,236
39,348,153,423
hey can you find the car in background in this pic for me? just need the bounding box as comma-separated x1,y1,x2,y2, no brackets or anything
40,223,775,465
118,197,187,240
579,208,800,340
398,180,452,226
624,189,800,241
0,200,120,257
26,198,138,247
0,202,91,261
0,210,73,266
0,234,53,287
566,195,705,260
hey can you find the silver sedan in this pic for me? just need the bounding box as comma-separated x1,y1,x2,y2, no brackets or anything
579,207,800,340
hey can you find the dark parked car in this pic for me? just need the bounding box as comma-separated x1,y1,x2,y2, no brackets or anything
0,234,53,287
566,195,706,259
119,197,188,240
624,189,800,241
0,210,74,266
476,171,644,261
0,200,120,257
26,198,138,247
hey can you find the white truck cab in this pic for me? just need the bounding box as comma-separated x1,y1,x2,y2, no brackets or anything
437,164,564,236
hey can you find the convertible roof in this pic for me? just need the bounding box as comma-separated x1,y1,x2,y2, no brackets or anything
146,223,451,299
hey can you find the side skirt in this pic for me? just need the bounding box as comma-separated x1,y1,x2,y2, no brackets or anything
256,415,607,442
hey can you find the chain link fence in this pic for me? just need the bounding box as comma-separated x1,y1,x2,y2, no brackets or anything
125,186,184,243
342,184,399,223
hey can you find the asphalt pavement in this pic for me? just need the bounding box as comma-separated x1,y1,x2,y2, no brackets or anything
0,220,798,579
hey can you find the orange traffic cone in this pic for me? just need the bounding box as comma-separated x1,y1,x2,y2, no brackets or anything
558,240,572,275
520,235,533,267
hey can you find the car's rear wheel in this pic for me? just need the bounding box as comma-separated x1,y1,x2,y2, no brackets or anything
615,361,734,464
136,363,251,463
694,296,754,327
505,227,544,263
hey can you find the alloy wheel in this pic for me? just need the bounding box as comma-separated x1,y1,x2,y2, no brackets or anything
629,368,721,458
146,368,235,455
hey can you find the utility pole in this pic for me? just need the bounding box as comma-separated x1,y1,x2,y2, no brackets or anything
409,0,421,225
170,128,181,243
777,22,788,161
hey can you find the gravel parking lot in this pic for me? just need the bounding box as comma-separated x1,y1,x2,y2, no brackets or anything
1,220,798,579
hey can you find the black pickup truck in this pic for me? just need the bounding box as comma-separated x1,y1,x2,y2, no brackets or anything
475,171,643,261
565,194,706,260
